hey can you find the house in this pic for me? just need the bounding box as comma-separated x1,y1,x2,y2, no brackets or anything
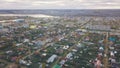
66,53,73,59
47,54,57,63
63,45,69,50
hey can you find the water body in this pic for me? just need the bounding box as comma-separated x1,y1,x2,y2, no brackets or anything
0,14,55,18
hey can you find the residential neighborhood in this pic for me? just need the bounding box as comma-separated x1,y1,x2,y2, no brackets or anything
0,15,120,68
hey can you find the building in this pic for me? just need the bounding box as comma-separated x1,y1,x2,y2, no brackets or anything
47,54,57,63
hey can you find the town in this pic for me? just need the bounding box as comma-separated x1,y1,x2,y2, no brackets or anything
0,15,120,68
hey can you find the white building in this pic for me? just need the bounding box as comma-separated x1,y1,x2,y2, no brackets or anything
66,53,73,59
47,54,57,63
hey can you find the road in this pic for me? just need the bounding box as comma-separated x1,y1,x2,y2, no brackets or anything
22,42,53,59
103,32,109,68
51,20,93,67
51,30,89,68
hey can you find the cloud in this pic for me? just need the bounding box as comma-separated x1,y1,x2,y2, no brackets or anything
33,1,62,4
5,0,16,2
0,0,119,9
32,1,63,6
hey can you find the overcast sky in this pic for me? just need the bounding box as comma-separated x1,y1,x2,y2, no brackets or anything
0,0,120,9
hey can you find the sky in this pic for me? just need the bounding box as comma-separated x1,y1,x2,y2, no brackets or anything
0,0,120,9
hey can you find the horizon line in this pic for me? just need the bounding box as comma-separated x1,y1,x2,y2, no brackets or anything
0,9,120,10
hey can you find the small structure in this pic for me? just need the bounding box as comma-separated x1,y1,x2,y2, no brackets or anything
47,54,57,63
66,52,73,59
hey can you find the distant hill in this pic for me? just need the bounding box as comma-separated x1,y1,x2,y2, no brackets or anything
0,9,120,17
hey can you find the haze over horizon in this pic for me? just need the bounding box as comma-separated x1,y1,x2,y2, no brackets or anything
0,0,120,9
